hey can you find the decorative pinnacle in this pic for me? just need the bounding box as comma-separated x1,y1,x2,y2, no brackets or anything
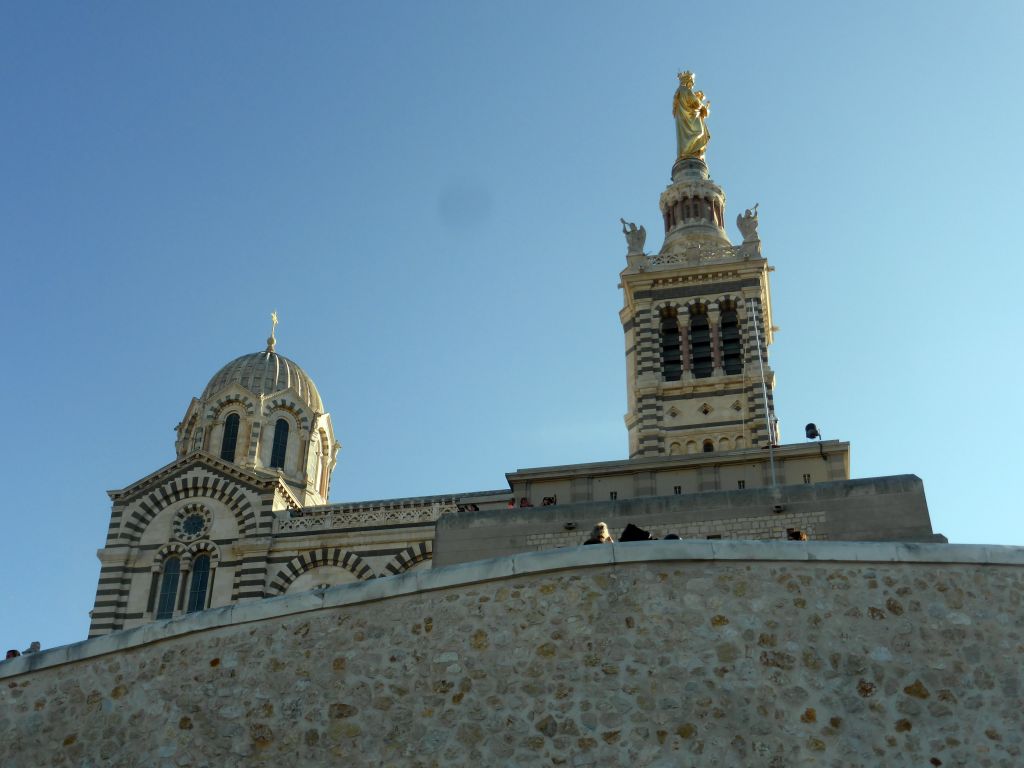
266,311,278,352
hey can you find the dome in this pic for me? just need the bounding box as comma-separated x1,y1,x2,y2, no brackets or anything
202,346,324,413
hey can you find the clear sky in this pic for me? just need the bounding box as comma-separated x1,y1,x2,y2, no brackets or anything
2,1,1022,649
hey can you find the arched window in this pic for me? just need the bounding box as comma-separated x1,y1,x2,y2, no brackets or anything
702,439,715,453
155,558,180,620
690,309,713,379
720,307,743,375
220,413,240,462
270,419,289,469
186,555,211,614
660,309,682,381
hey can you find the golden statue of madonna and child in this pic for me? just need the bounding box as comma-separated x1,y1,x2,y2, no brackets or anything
673,70,711,160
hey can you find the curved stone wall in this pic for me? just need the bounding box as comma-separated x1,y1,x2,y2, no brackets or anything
3,541,1023,767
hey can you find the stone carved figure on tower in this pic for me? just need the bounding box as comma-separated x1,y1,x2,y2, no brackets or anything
737,204,760,242
673,71,711,160
620,218,646,255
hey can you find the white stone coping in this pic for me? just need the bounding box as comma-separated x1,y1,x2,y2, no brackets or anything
274,502,455,533
505,441,851,480
300,488,510,515
4,540,1023,680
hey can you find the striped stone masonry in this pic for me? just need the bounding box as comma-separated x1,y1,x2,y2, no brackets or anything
621,237,776,458
380,541,433,576
112,466,261,546
266,548,375,595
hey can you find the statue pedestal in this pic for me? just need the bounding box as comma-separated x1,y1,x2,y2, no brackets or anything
625,252,648,271
671,157,710,184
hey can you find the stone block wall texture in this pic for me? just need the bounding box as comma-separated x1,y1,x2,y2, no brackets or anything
2,542,1022,767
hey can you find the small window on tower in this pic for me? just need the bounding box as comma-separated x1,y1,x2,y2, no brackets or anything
186,555,211,614
660,308,682,381
220,413,240,462
803,473,811,484
720,303,743,375
702,440,714,453
673,485,682,495
609,491,618,501
270,419,289,469
690,307,713,379
155,558,181,620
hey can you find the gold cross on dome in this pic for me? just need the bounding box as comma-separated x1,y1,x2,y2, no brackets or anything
266,311,279,352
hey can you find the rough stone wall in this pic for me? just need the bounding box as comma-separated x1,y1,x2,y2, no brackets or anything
2,542,1022,767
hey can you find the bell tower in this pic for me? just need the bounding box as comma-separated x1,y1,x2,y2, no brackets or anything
619,71,777,458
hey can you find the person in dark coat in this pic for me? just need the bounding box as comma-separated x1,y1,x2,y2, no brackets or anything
619,523,654,542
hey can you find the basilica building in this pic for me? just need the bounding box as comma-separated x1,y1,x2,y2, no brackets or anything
87,74,933,638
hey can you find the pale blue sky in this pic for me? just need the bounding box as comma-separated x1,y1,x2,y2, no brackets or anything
2,1,1021,648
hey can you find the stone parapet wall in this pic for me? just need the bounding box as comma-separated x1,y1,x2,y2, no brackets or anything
524,509,827,550
3,541,1022,767
435,475,938,567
